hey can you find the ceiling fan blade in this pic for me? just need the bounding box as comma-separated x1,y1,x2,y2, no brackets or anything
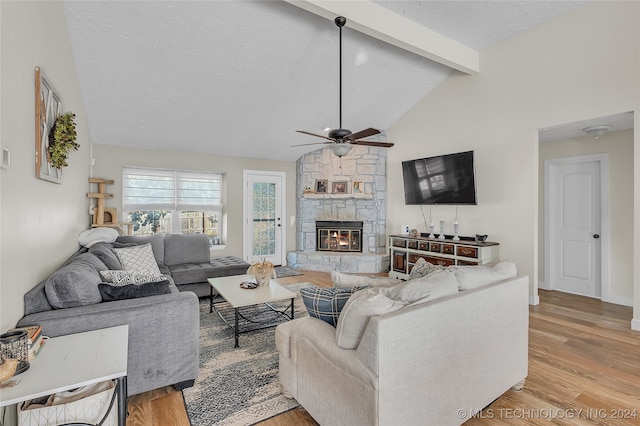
296,130,334,141
348,128,381,141
291,141,333,147
351,140,395,148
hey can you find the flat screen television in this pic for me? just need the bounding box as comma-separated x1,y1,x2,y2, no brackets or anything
402,150,477,205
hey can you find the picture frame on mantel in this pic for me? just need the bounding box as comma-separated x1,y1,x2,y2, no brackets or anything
315,179,328,194
332,181,348,194
35,67,63,183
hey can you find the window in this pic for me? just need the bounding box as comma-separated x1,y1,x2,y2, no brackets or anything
123,167,223,238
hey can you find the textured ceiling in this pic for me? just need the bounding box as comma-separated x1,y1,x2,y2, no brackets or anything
64,0,589,161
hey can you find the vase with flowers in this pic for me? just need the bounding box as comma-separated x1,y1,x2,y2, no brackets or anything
246,259,276,286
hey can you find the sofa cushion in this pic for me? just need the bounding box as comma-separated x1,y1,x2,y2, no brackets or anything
331,271,399,289
164,234,210,266
451,260,517,290
99,270,164,285
408,258,445,280
335,288,406,349
382,270,458,304
44,253,106,309
98,280,172,302
88,243,123,270
168,263,219,285
300,286,367,327
114,243,162,275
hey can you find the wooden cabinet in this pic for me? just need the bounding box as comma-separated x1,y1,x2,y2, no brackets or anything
388,235,499,279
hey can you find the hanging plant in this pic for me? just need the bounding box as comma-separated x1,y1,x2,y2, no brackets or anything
48,112,79,169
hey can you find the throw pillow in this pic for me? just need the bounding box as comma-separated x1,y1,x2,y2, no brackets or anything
451,260,517,291
331,271,399,290
381,270,458,304
408,257,444,280
99,270,164,286
335,288,406,349
78,227,119,248
300,285,367,327
114,234,165,265
45,254,105,309
98,280,171,302
88,243,123,270
113,243,162,275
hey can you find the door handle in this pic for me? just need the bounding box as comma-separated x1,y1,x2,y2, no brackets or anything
593,234,600,239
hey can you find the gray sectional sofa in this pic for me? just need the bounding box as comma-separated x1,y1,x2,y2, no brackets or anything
17,233,249,396
114,234,250,298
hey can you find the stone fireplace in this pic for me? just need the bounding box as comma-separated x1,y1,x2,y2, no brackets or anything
316,220,363,252
286,146,390,273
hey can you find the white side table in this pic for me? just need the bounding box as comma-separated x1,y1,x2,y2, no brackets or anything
0,325,128,425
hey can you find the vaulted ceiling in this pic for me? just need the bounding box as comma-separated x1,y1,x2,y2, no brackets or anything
64,1,588,161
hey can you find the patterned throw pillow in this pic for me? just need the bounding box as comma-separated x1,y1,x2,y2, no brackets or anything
100,270,164,286
300,285,367,327
113,243,162,275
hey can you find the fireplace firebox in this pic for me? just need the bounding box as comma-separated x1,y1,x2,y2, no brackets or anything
316,221,363,252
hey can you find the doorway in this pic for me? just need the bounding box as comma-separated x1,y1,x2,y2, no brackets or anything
544,154,608,299
243,170,286,266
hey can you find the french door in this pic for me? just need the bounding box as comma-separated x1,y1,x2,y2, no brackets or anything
243,170,285,265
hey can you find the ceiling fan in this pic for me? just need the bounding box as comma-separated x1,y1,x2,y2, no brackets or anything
292,16,395,157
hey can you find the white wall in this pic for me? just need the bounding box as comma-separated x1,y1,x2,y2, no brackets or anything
91,144,297,260
386,1,639,324
538,129,634,305
0,1,92,331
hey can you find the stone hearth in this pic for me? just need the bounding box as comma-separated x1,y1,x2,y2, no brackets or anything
287,146,389,273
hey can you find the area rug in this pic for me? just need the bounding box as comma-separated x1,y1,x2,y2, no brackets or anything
274,266,303,278
183,282,310,426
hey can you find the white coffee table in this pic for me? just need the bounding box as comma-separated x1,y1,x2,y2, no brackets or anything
0,325,128,425
208,274,296,347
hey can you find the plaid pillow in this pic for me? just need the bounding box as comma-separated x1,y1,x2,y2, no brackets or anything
300,285,368,327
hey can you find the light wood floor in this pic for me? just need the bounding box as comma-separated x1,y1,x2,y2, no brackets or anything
128,272,640,425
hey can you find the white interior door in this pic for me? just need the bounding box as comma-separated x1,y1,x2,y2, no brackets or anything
546,157,602,298
243,171,285,265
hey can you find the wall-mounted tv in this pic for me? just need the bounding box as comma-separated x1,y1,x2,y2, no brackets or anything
402,150,477,205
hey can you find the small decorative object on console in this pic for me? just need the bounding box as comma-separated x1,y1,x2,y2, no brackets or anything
409,229,419,237
438,220,446,239
476,234,488,242
247,259,276,286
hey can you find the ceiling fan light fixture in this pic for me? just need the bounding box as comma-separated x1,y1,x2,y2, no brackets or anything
583,125,610,139
329,143,353,157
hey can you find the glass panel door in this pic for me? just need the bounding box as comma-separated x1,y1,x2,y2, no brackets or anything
243,171,284,265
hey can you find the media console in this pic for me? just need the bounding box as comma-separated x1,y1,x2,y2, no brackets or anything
388,234,500,280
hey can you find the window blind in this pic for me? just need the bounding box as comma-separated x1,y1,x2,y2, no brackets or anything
123,168,222,211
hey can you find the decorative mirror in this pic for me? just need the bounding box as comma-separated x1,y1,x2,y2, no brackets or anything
35,66,63,183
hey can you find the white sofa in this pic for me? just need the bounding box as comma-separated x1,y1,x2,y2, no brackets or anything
275,273,529,426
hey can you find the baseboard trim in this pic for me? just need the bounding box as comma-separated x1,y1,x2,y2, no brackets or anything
529,295,540,306
631,318,640,332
